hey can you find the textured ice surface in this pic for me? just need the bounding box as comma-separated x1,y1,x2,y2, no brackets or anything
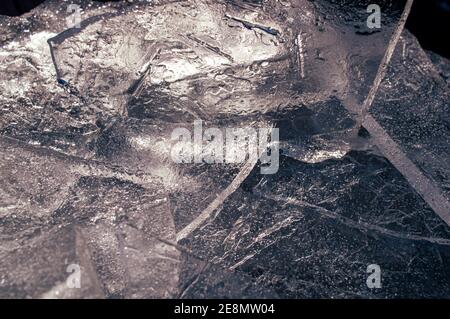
371,31,450,201
0,0,449,298
183,151,450,298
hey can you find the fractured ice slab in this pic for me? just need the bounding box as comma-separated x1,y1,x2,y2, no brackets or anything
182,151,450,298
371,30,450,203
1,0,449,299
0,137,180,298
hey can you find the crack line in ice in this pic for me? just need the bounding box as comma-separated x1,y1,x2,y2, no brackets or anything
350,0,450,226
176,154,258,242
175,125,276,242
360,0,414,118
363,116,450,226
224,14,280,36
0,135,163,189
254,190,450,246
296,33,305,79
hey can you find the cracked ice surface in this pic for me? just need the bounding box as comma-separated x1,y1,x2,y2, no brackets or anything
371,31,450,202
0,0,449,298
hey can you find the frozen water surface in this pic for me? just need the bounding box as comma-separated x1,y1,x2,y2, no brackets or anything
0,0,449,298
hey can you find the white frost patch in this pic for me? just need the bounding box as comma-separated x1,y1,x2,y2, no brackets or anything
129,136,172,155
0,31,58,97
303,148,348,163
